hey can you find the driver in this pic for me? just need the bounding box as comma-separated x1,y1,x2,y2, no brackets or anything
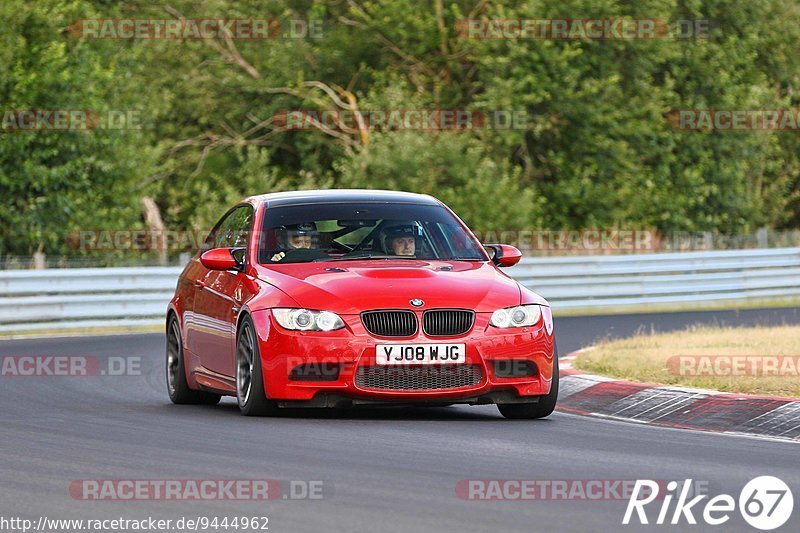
271,222,317,262
383,224,418,256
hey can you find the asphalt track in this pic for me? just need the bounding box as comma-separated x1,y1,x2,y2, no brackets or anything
2,308,800,533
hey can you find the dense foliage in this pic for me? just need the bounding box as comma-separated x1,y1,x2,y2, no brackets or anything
2,0,799,258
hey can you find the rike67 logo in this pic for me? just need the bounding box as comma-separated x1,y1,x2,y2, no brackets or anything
624,476,794,530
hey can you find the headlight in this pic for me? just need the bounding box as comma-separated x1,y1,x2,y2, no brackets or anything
272,308,345,331
490,305,542,328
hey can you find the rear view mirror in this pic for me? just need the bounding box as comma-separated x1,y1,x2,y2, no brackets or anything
483,244,522,267
200,248,245,271
337,219,377,227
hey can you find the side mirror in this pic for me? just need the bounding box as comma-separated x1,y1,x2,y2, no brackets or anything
483,244,522,267
200,247,245,271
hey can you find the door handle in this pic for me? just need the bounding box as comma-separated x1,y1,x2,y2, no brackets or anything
194,280,206,288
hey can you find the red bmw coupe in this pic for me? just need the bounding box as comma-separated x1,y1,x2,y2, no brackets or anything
166,190,557,418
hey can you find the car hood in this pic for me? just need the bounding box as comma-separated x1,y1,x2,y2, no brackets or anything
253,260,524,314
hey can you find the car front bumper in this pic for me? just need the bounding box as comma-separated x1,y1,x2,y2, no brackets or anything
250,309,555,404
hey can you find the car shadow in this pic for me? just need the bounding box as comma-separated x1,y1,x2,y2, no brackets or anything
163,398,554,422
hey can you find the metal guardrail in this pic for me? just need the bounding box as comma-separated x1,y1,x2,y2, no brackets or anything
0,267,181,332
1,248,799,332
512,247,800,309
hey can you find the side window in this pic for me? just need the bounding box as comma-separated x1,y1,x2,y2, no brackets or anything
435,222,481,257
203,206,254,251
225,207,254,248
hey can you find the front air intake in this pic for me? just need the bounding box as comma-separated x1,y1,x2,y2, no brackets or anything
492,360,538,378
355,364,483,390
422,309,475,336
361,310,418,337
288,363,341,382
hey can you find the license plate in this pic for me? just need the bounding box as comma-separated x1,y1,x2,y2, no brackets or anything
376,344,466,365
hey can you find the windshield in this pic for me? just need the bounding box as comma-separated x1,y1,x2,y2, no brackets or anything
258,202,487,264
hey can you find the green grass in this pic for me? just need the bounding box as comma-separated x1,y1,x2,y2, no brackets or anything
0,324,162,340
573,324,800,398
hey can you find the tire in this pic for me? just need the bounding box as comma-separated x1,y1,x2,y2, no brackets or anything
236,315,280,416
166,315,221,405
497,343,559,420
